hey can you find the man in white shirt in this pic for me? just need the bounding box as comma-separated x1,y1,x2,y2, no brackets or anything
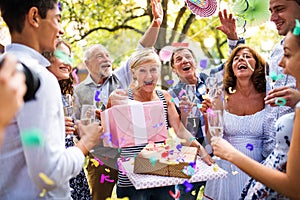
0,1,103,199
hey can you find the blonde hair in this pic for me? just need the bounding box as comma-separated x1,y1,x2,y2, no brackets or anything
129,48,161,70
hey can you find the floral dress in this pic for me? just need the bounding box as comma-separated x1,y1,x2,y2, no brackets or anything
240,112,294,200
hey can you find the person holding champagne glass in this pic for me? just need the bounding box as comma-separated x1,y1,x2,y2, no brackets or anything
201,45,274,200
43,39,92,199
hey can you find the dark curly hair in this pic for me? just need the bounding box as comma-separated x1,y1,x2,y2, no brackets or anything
223,44,267,94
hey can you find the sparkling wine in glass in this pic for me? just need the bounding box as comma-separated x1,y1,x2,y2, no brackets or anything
185,84,197,117
207,110,224,160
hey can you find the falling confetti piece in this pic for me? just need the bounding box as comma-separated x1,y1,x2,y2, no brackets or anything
90,158,100,167
202,94,209,99
191,190,196,196
166,79,175,85
183,180,193,192
39,173,55,185
39,189,47,197
20,129,43,146
150,157,158,166
197,103,203,108
199,58,208,69
105,168,111,173
106,198,129,200
176,144,182,151
231,164,239,175
94,90,101,102
275,97,287,106
246,143,254,151
170,98,175,103
178,88,185,99
212,164,219,172
169,189,180,199
228,87,236,94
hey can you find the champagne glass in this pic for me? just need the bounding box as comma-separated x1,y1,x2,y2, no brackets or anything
80,104,96,125
185,84,196,117
63,94,75,139
207,109,224,160
265,62,276,90
205,77,218,99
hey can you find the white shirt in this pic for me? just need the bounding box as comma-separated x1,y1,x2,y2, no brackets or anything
0,44,85,199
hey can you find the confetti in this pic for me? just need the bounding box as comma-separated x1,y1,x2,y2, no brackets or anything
170,98,175,103
20,129,43,146
39,173,55,186
169,189,180,199
150,157,158,166
106,198,129,200
191,190,196,196
197,103,202,108
176,144,182,151
90,158,100,167
275,97,287,106
202,94,209,99
94,90,101,102
228,87,236,94
231,164,239,175
178,88,185,99
246,143,254,151
72,68,79,86
105,168,111,173
166,79,175,85
244,56,255,72
39,189,47,197
183,180,193,192
212,164,219,172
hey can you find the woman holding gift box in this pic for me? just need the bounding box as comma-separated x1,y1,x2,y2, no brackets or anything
107,48,214,199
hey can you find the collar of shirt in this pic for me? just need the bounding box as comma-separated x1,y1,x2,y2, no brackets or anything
5,43,50,68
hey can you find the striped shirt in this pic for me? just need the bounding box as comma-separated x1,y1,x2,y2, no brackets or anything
118,89,169,187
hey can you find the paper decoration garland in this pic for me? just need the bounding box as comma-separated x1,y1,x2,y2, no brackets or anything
231,0,270,27
186,0,218,18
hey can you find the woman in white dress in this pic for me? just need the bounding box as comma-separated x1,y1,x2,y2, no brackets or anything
210,20,300,200
202,45,274,200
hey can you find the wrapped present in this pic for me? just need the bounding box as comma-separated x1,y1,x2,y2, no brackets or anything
122,157,228,190
134,143,198,178
101,100,168,148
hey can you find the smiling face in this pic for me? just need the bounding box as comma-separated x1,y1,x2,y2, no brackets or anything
47,42,72,81
269,0,300,36
132,61,160,93
171,49,197,83
232,48,256,79
37,3,64,52
84,45,112,82
278,31,300,82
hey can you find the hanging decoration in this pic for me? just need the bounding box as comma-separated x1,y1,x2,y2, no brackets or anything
186,0,218,18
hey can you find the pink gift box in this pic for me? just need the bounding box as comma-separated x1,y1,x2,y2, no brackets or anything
101,100,168,148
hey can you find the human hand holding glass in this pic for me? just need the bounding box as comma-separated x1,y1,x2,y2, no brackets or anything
207,109,224,160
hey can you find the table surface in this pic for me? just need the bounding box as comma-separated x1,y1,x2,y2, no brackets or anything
121,157,228,190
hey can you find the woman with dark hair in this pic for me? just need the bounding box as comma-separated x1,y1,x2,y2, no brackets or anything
44,39,92,199
203,45,274,200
